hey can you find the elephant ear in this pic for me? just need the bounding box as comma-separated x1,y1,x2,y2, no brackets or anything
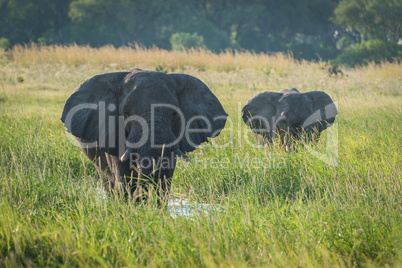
61,72,129,156
303,91,338,131
242,91,282,132
169,74,228,153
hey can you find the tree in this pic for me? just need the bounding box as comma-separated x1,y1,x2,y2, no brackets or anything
0,0,71,45
235,0,339,60
336,39,402,66
69,0,186,47
333,0,402,43
170,32,205,50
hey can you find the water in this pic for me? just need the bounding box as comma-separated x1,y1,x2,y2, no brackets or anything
167,199,214,217
94,187,215,217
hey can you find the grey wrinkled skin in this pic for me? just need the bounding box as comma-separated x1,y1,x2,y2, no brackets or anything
242,88,337,150
61,69,227,201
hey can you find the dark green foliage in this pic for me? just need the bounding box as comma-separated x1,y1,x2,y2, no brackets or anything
170,32,205,51
155,64,168,73
333,0,402,43
331,0,402,65
0,0,71,44
336,40,402,66
0,37,10,49
0,0,400,63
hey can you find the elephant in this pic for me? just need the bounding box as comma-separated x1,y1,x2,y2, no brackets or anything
61,68,227,201
242,88,337,150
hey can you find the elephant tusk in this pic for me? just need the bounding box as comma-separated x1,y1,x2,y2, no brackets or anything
120,149,131,162
174,149,190,162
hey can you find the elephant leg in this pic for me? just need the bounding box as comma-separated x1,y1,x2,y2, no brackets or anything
252,132,265,145
103,153,125,194
158,175,172,204
252,130,274,146
131,174,173,204
305,126,321,143
75,137,116,192
131,157,175,204
102,152,143,198
308,131,320,143
263,131,275,144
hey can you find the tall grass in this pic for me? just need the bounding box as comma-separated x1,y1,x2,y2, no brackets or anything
9,43,301,73
0,45,401,267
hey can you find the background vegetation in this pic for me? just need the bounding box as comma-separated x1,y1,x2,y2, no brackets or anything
0,45,401,267
0,0,401,65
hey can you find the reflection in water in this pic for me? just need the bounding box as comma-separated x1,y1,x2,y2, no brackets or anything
94,188,216,217
167,199,215,217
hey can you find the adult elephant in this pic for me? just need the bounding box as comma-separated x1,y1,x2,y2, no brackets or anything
61,69,227,201
242,88,337,150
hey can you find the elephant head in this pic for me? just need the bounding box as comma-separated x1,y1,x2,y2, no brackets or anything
61,69,227,199
242,88,337,150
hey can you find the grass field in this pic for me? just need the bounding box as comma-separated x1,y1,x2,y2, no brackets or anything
0,45,401,267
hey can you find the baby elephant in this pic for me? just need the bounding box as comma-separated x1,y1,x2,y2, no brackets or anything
242,88,337,150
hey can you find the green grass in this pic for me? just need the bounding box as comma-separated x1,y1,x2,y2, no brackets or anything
0,47,401,267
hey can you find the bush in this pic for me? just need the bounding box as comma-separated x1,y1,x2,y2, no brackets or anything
0,37,10,50
336,40,402,66
170,32,205,51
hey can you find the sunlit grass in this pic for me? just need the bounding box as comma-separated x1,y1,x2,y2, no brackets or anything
8,43,303,74
0,45,401,267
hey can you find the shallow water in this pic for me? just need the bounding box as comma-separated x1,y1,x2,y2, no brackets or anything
94,188,213,217
167,200,213,217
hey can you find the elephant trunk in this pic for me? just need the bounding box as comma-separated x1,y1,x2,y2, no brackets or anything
119,126,176,201
122,121,185,184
